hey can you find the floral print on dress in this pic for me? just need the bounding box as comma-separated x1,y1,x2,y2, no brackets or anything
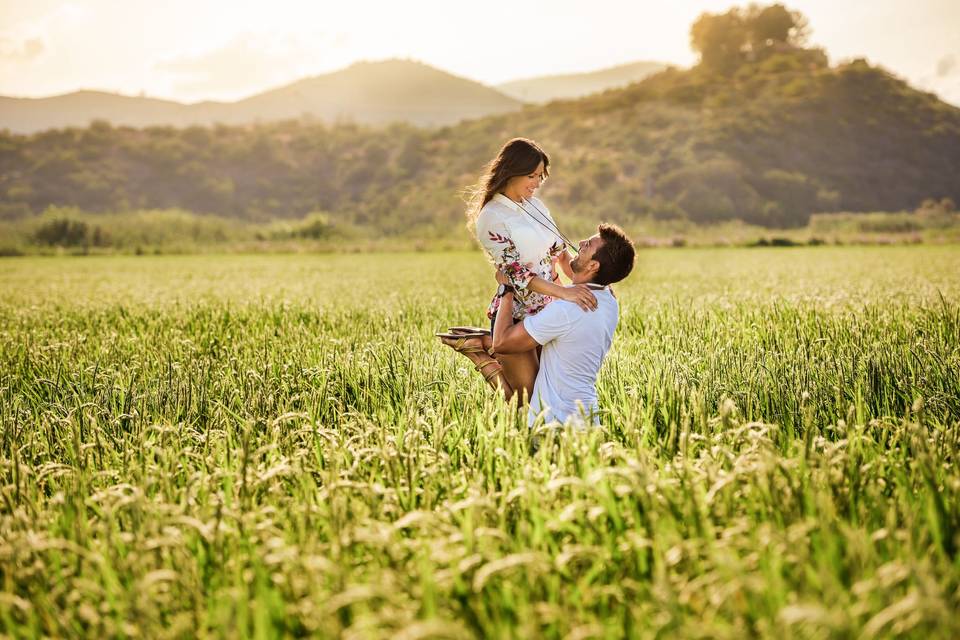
485,229,565,321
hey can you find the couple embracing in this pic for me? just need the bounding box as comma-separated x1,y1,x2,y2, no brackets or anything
438,137,635,428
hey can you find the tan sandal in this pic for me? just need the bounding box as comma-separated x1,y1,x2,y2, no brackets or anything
435,332,495,356
449,326,491,336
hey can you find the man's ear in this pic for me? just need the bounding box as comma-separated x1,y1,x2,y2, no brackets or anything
587,259,601,279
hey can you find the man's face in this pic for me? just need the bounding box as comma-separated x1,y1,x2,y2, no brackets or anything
571,233,603,274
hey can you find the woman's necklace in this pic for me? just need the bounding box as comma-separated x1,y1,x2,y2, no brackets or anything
517,197,579,254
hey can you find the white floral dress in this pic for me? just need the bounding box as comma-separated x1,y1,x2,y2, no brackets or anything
476,193,567,321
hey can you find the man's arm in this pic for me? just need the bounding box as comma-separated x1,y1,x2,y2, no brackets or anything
493,290,540,354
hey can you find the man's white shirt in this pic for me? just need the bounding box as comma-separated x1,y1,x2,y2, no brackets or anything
522,286,619,427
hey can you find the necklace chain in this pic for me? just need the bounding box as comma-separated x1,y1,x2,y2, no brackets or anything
516,197,579,254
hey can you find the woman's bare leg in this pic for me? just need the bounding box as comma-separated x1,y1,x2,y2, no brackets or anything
495,350,538,404
454,347,538,404
438,335,514,398
438,334,540,403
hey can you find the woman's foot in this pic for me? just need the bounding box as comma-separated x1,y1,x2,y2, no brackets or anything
449,326,490,336
436,332,493,356
447,327,493,354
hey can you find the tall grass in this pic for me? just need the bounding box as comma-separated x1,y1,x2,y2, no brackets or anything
1,247,958,638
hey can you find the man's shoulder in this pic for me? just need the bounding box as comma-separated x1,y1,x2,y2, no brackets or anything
556,290,619,314
560,292,619,329
529,298,574,323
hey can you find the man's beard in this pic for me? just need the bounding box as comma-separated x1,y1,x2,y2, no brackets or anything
570,256,584,273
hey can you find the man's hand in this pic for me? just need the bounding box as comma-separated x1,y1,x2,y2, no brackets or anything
558,284,598,312
495,270,510,285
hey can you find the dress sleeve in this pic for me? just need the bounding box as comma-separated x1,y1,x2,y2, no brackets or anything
476,215,537,291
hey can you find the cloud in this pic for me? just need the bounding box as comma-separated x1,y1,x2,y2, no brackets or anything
936,53,957,77
0,36,46,62
155,33,338,101
0,3,92,70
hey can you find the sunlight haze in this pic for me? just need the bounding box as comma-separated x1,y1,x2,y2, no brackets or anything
0,0,958,105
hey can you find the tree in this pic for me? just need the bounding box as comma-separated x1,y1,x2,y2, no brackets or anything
690,9,747,74
748,4,807,48
691,4,811,71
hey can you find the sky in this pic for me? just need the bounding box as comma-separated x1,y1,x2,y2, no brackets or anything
1,0,958,106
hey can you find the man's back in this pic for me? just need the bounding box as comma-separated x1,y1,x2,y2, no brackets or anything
522,288,619,426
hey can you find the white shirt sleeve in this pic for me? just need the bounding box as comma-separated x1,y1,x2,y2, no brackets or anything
523,301,572,346
476,212,538,291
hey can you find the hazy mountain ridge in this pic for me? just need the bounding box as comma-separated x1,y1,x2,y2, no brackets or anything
1,52,958,232
0,60,524,133
496,61,668,103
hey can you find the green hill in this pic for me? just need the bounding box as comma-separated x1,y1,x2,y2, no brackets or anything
1,51,958,231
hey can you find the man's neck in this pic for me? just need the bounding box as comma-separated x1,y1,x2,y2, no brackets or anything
571,274,603,287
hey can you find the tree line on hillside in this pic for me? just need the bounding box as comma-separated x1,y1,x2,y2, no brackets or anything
1,4,958,234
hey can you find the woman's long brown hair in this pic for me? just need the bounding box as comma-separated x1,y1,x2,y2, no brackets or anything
465,137,550,228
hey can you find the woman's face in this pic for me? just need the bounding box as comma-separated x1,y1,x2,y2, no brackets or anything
504,160,546,200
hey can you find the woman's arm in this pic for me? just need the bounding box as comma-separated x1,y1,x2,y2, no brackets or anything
556,249,574,279
480,216,596,311
527,275,597,311
494,270,597,311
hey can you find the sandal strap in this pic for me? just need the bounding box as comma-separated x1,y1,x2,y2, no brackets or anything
457,346,488,354
481,367,502,383
475,359,500,372
475,359,502,382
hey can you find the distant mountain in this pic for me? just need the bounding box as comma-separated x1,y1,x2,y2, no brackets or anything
0,60,523,133
496,61,668,103
0,91,201,133
221,60,523,127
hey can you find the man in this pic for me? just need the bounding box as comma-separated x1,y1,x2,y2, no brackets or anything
492,223,635,427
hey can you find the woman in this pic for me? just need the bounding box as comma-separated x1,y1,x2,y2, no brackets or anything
438,137,597,401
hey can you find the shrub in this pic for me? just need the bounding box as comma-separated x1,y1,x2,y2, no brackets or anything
33,218,91,247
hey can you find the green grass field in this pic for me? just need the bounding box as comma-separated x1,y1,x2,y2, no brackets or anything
1,247,959,638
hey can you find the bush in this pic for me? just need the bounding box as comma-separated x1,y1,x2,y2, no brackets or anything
33,218,91,247
858,216,921,233
294,213,334,239
750,236,799,247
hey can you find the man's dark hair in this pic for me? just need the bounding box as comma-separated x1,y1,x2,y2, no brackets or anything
593,223,635,285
